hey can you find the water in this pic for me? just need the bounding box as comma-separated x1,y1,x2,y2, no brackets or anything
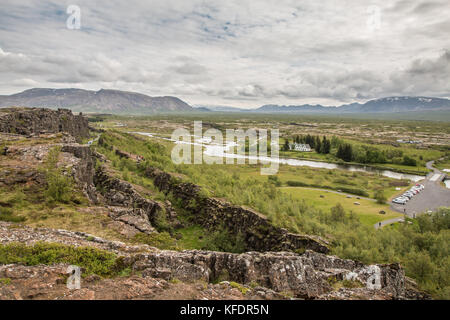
130,131,425,182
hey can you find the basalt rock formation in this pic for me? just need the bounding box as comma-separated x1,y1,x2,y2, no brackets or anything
0,221,428,300
129,249,406,299
0,107,89,142
144,167,330,254
93,167,164,232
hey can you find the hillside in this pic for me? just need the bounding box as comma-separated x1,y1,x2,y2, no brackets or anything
0,88,192,114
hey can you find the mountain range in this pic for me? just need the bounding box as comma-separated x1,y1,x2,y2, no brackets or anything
1,88,449,114
195,97,450,113
0,88,192,114
255,97,450,113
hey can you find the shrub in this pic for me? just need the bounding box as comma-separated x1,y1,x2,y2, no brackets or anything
0,242,126,277
374,189,387,204
41,147,74,203
402,156,417,166
45,169,74,203
203,228,246,253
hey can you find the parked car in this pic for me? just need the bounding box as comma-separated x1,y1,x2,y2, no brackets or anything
393,197,407,204
402,193,413,199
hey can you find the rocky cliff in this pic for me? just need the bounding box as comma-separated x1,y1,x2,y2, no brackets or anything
0,221,426,300
144,167,329,254
0,107,89,142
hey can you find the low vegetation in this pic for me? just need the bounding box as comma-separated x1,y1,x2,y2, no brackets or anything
0,242,129,277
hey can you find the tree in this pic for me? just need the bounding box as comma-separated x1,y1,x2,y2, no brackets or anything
374,189,387,204
305,134,314,148
337,143,353,162
321,136,331,154
330,203,347,223
282,139,290,151
314,136,322,153
402,155,417,166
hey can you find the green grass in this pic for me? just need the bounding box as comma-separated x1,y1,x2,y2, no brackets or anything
280,187,402,226
231,164,411,199
0,242,129,277
177,225,210,250
132,232,179,250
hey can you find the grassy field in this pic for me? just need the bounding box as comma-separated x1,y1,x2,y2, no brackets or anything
228,164,410,199
435,157,450,171
280,187,403,226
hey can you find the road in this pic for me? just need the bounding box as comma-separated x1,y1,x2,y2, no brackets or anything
389,160,450,219
374,217,404,229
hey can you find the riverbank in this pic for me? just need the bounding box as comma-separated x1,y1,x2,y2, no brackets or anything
279,151,431,176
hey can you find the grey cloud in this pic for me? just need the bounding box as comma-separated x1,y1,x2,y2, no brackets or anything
0,0,449,107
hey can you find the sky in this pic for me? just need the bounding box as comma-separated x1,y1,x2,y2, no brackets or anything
0,0,449,108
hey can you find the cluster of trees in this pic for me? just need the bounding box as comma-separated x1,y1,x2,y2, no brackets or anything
336,143,353,162
335,142,418,166
284,134,331,154
282,132,419,166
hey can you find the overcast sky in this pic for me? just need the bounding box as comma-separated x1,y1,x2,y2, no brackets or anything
0,0,449,107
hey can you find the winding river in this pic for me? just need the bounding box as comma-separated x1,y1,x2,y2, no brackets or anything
130,131,425,182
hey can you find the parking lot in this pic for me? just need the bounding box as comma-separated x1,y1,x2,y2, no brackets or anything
391,179,450,218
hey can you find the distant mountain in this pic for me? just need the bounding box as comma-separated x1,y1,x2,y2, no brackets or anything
0,88,192,114
255,104,334,113
255,97,450,113
193,105,249,112
192,106,212,112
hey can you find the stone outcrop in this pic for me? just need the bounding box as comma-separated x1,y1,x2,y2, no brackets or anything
60,144,98,201
0,107,89,142
107,206,156,235
0,222,428,300
0,264,281,300
129,249,407,299
144,167,329,254
93,167,163,233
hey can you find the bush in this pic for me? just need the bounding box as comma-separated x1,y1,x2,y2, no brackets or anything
0,242,126,277
374,190,387,204
402,156,417,166
41,147,74,203
45,169,74,203
203,227,246,253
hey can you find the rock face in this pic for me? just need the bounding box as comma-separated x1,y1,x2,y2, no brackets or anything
0,107,89,142
93,167,164,234
0,222,426,300
145,167,329,254
0,264,281,300
60,144,98,200
130,249,407,299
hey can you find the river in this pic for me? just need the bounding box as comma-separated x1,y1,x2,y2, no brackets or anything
130,131,425,182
